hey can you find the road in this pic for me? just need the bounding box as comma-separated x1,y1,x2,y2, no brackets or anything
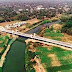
0,29,72,48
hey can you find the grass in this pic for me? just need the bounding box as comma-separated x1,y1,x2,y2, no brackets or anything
44,29,64,37
0,35,10,59
25,43,35,72
0,67,2,72
42,20,51,24
44,28,64,40
35,46,72,72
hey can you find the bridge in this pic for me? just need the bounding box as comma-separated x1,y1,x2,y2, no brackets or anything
0,29,72,48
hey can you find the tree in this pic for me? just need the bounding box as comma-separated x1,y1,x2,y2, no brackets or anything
67,27,72,35
65,20,72,28
60,16,68,22
15,14,30,21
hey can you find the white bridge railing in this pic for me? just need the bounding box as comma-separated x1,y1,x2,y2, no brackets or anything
0,29,72,48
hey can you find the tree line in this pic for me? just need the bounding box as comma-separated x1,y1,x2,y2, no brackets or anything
61,16,72,35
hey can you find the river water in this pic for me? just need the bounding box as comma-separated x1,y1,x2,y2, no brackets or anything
2,38,26,72
2,21,60,72
2,25,41,72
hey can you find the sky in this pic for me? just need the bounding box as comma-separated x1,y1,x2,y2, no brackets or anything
0,0,72,3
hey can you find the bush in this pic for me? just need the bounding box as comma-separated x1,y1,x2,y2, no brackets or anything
67,27,72,35
60,16,68,22
42,20,51,24
61,18,72,35
0,17,5,23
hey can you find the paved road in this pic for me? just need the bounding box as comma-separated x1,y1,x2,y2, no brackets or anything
0,29,72,48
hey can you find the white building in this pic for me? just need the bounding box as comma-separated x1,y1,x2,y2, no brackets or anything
36,5,44,10
5,21,27,29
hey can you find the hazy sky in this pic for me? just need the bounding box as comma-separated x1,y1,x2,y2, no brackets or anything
0,0,72,2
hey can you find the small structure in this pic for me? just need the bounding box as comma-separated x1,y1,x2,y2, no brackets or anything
5,21,27,29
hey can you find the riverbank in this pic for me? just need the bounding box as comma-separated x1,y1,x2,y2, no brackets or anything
24,20,43,33
24,20,51,33
2,37,25,72
0,37,17,72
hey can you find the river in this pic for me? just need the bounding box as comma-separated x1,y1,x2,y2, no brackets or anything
2,38,26,72
2,20,60,72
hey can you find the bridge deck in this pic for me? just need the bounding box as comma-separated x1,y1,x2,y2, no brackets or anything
0,29,72,48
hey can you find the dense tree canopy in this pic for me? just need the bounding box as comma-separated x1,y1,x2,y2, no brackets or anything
61,16,72,35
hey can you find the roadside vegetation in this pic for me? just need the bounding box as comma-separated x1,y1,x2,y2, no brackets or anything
37,25,64,41
42,20,51,24
36,15,72,43
60,15,72,35
27,20,51,28
0,35,10,59
0,35,10,72
25,41,72,72
44,27,64,41
25,43,35,72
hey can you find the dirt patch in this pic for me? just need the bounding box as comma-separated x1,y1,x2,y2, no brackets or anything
63,57,67,60
48,53,61,67
47,46,53,50
0,20,21,26
26,18,40,25
20,25,26,29
49,17,59,21
68,55,72,59
50,24,62,30
0,41,3,43
21,28,29,33
33,56,46,72
0,47,4,53
61,33,72,43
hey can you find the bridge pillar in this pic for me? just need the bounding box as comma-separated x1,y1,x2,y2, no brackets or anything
31,34,32,38
34,33,36,36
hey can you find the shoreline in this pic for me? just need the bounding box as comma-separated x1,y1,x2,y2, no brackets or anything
0,37,17,71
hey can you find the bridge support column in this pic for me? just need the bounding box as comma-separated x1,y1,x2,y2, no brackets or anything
34,33,36,36
31,34,32,38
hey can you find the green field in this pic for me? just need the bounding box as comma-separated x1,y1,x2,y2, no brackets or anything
35,46,72,72
44,28,64,41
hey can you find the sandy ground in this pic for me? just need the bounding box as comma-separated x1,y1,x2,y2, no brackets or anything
0,18,40,33
0,18,40,26
20,25,26,29
26,18,40,25
50,24,62,30
61,33,72,44
48,53,61,67
47,46,53,50
0,41,3,43
0,20,21,26
0,47,4,53
33,56,46,72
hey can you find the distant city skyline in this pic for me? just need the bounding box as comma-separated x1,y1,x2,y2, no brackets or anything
0,0,72,3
